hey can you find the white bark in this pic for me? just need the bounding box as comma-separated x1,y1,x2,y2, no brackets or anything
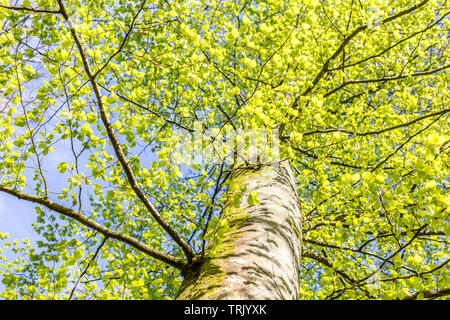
177,160,302,299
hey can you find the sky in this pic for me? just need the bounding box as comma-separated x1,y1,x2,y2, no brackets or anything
0,192,37,242
0,188,38,292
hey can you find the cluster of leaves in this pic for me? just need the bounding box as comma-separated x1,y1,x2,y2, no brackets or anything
0,0,449,299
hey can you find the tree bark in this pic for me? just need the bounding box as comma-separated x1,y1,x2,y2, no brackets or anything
176,160,302,299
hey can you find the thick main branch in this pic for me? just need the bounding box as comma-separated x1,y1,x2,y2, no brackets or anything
55,0,195,262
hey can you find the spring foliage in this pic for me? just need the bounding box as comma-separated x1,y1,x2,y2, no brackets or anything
0,0,449,299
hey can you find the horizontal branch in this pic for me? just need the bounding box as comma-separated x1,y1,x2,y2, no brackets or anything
0,4,60,14
402,287,450,300
325,64,450,97
55,0,195,262
0,186,189,271
298,0,431,98
303,106,450,138
283,138,369,170
97,83,194,132
302,250,356,284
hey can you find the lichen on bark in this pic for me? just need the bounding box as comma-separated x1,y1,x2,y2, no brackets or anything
176,160,302,300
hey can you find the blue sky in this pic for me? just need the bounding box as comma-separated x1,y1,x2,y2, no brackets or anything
0,135,76,237
0,192,37,242
0,190,37,292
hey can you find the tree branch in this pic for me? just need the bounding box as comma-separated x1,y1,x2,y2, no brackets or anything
93,0,146,78
68,236,108,299
302,106,450,138
302,250,356,284
328,10,450,72
402,287,450,300
324,63,450,97
0,185,189,270
0,4,61,14
296,0,431,99
55,0,195,262
371,115,442,172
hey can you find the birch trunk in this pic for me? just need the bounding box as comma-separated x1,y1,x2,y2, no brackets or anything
176,160,302,299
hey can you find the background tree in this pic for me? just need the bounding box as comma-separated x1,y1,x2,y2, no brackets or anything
0,0,449,299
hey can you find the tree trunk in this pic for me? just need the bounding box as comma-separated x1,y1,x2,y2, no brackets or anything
176,160,302,299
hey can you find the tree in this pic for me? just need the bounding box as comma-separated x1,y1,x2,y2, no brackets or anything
0,0,449,300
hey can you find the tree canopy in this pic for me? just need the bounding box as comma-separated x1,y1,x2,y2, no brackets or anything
0,0,449,300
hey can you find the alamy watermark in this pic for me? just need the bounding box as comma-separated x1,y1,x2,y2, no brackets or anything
171,121,281,167
367,5,382,30
65,4,87,31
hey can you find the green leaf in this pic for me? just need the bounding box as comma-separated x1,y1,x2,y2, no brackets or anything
57,162,69,173
247,191,260,206
80,123,93,136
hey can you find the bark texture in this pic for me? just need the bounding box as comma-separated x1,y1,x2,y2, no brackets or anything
177,160,302,299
